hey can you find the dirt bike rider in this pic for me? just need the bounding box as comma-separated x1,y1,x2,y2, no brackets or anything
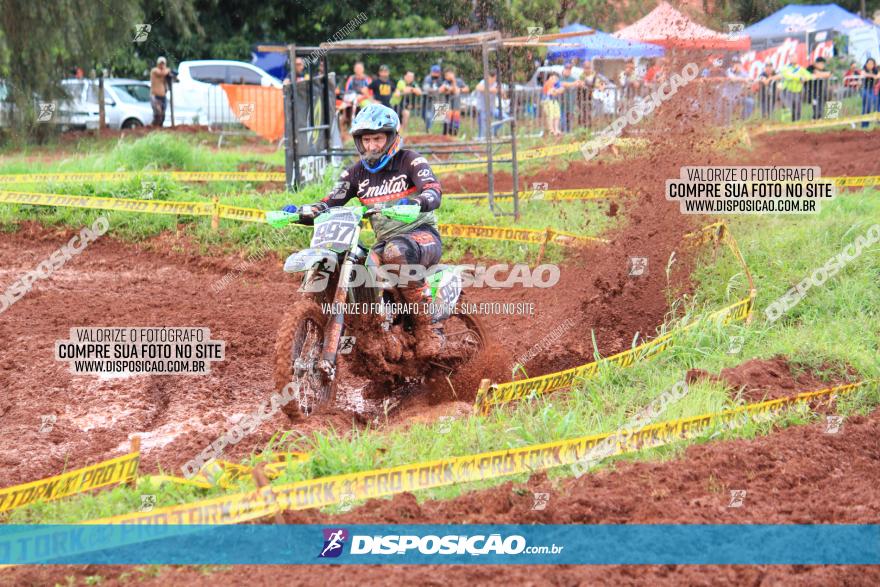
282,103,445,359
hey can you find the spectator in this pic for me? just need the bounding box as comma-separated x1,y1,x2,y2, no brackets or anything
700,55,724,78
725,60,754,120
698,56,727,124
368,64,395,108
780,62,811,122
421,64,444,132
577,60,605,128
618,59,642,104
559,61,580,133
644,57,667,85
805,57,831,120
843,62,862,91
294,57,309,82
342,61,373,129
541,72,564,137
391,70,421,132
438,67,469,136
474,69,502,139
860,58,878,128
755,62,780,119
149,57,171,128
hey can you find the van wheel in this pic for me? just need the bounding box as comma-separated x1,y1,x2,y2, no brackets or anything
122,118,143,129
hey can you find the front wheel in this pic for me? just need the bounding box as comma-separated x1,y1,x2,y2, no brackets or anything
273,301,336,419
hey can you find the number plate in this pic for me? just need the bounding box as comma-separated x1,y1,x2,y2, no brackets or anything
312,215,358,251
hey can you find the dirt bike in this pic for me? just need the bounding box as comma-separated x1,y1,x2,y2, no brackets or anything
267,203,486,420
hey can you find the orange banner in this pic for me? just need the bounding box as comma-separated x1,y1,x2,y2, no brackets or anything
220,85,284,142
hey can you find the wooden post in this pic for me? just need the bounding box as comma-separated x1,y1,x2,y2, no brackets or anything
98,75,106,132
473,378,492,415
536,227,553,264
211,196,220,231
252,463,285,525
128,436,141,488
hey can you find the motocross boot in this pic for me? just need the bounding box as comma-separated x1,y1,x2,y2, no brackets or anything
399,283,445,359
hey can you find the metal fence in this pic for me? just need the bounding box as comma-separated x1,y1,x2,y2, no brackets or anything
337,75,879,140
4,73,875,138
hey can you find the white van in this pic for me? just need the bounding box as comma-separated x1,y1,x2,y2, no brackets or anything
174,60,282,125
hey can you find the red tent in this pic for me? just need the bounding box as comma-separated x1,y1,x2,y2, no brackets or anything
614,2,750,51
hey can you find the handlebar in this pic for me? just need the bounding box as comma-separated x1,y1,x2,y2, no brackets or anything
367,203,421,224
266,202,421,230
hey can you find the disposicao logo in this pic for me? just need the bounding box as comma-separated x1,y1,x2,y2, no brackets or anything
318,528,348,558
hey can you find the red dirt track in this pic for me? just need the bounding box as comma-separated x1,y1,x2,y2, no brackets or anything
6,385,879,585
0,129,876,485
1,127,878,584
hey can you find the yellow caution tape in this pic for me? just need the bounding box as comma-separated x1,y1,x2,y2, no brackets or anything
475,221,757,413
77,380,870,525
752,112,880,135
170,172,285,182
0,452,139,514
0,191,604,246
684,221,726,245
437,223,607,246
0,171,285,184
0,191,213,216
476,296,753,413
435,138,647,174
0,173,134,184
217,204,267,223
684,221,757,306
138,452,310,490
828,175,880,188
447,178,877,201
446,187,623,201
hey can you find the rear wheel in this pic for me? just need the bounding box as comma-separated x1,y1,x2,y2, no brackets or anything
122,118,143,129
273,301,337,419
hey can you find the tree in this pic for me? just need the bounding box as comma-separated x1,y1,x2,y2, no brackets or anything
0,0,196,137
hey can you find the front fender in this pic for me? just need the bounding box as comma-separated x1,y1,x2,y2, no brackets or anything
283,248,339,273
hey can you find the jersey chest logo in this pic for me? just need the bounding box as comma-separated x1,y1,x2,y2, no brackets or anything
358,174,411,200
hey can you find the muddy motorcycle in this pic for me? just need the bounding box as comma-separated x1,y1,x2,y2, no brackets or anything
267,204,486,419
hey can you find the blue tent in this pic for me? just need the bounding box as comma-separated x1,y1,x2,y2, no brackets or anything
251,44,289,81
547,23,664,61
745,3,879,46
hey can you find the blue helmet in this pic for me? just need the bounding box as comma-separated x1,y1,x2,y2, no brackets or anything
351,104,402,173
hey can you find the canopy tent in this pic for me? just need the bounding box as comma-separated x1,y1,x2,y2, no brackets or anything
546,23,664,60
251,44,288,81
614,1,750,50
744,3,880,49
746,4,880,52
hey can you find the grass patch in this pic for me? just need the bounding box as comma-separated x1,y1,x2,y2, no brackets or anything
0,134,618,264
5,187,877,524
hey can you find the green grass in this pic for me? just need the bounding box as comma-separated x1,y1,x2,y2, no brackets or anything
5,185,877,524
0,131,284,173
0,133,619,264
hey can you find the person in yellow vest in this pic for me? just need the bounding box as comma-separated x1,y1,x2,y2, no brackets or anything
780,62,812,122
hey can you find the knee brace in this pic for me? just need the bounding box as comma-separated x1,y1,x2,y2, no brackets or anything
381,239,424,288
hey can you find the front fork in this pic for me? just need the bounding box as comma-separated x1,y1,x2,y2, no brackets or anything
317,225,365,380
318,256,351,380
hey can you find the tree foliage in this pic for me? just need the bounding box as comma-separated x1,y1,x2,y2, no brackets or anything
1,0,877,135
